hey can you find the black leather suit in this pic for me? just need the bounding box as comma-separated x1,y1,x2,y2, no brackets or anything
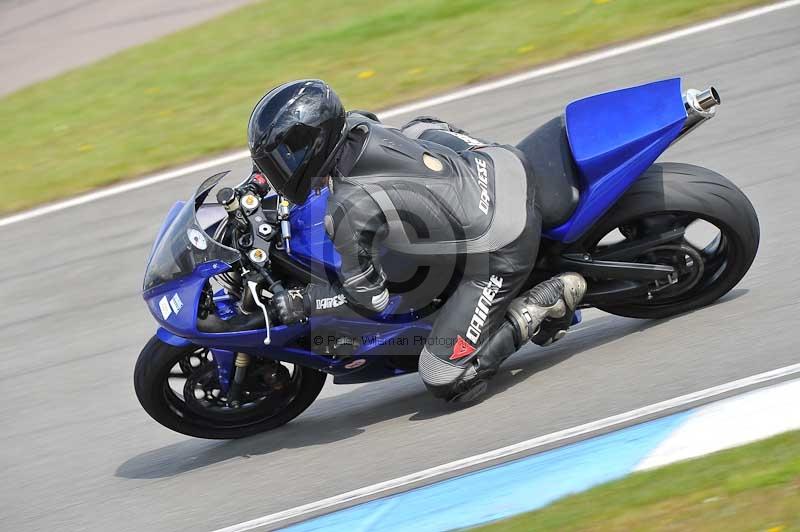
311,113,541,398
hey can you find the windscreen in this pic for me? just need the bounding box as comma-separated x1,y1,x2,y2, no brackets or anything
143,172,241,292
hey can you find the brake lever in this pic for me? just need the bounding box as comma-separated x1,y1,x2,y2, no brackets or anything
247,280,272,345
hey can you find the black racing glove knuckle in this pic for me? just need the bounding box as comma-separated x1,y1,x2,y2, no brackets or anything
272,290,307,324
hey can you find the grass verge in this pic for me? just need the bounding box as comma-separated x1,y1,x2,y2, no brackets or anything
478,430,800,531
0,0,769,214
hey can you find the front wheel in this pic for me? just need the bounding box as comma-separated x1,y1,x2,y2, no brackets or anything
578,163,760,319
134,337,326,439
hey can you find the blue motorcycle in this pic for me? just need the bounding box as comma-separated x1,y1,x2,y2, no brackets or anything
135,79,759,439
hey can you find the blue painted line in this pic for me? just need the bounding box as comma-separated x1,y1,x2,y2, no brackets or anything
282,411,690,532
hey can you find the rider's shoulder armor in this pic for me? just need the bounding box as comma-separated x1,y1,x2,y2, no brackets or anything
332,119,529,255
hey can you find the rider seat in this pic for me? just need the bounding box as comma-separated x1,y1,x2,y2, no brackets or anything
515,117,580,229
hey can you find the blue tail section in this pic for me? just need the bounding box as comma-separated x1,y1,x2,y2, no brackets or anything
543,78,687,243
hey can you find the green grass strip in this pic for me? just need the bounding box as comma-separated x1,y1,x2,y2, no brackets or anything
0,0,767,213
478,430,800,531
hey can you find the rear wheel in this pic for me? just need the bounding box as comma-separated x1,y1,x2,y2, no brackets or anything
134,337,326,439
578,163,759,319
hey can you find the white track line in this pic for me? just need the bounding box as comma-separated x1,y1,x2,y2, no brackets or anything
210,362,800,532
0,150,248,228
2,0,799,229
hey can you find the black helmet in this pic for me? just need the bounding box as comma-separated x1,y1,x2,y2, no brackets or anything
248,79,346,204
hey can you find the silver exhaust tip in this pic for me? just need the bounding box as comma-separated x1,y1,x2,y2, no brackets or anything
685,86,721,116
673,86,721,145
697,86,721,109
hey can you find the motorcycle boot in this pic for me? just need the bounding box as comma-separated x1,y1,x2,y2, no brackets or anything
506,272,587,347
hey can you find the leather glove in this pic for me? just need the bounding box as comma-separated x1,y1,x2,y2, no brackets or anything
271,289,308,325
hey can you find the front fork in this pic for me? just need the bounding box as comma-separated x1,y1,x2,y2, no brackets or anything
211,349,259,407
227,353,251,407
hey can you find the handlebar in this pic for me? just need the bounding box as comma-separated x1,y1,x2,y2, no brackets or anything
215,172,287,296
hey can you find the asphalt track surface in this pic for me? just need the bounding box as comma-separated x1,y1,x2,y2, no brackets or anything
2,5,800,532
0,0,251,96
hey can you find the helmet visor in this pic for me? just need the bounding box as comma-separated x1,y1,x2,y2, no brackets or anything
253,123,323,203
253,124,340,204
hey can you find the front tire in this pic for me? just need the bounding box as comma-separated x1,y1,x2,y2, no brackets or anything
579,163,760,319
134,337,326,439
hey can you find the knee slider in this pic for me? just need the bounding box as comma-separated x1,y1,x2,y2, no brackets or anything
418,347,476,398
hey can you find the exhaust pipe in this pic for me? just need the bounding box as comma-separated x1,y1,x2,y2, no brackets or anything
674,86,721,143
686,86,721,114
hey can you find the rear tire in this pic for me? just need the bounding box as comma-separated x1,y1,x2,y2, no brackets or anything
579,163,759,319
134,337,326,439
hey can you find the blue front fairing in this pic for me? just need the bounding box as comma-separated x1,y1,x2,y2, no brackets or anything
141,176,426,391
543,78,687,242
144,261,432,390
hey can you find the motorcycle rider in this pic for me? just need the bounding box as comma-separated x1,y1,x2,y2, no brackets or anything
247,79,586,402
